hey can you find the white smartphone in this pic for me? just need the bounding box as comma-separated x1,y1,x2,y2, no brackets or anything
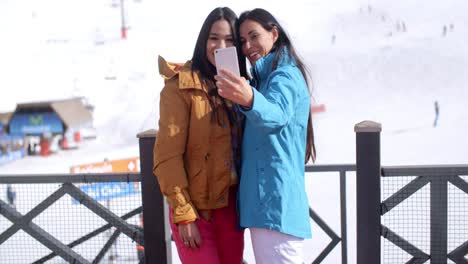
214,47,240,77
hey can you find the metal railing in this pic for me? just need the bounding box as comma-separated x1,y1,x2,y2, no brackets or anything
355,121,468,264
0,173,143,264
138,130,354,264
1,121,466,263
380,165,468,264
306,164,355,264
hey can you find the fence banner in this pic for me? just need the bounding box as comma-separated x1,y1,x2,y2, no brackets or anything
75,181,140,201
70,157,140,174
0,149,25,166
70,157,141,203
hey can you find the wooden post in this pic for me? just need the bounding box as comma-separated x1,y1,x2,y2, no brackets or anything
138,129,171,264
355,121,382,264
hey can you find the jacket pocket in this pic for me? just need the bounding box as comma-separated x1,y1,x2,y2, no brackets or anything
185,150,208,201
257,156,283,207
186,152,203,178
256,159,267,202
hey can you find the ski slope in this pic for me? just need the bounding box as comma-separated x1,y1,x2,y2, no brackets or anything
1,0,468,263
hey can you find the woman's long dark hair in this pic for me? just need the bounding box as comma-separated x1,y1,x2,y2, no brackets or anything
191,7,247,173
238,8,316,163
191,7,248,81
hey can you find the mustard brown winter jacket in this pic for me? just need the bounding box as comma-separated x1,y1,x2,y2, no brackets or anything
153,56,239,224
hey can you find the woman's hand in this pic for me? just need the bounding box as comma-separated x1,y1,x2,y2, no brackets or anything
178,221,202,249
215,69,253,108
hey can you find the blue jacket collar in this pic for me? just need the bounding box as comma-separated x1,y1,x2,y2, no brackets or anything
252,48,293,82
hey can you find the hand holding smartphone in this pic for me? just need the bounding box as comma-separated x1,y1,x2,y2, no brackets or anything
214,47,240,78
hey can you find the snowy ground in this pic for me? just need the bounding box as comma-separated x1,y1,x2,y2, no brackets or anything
1,0,468,263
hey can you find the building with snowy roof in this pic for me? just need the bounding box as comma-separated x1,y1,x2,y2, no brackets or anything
7,97,93,137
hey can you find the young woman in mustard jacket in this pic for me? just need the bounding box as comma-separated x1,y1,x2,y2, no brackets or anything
153,7,248,264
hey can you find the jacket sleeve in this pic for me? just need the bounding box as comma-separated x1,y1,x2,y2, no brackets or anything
153,80,198,224
241,69,302,131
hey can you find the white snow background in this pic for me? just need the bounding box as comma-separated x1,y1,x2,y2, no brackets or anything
1,0,468,263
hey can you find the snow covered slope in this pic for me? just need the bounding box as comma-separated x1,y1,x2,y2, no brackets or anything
1,0,467,263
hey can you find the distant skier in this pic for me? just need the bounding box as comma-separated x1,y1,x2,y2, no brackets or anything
433,101,440,127
6,184,16,208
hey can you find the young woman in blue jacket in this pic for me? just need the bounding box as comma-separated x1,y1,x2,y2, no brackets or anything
216,8,316,264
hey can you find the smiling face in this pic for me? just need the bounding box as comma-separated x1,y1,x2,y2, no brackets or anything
206,19,234,67
239,19,278,64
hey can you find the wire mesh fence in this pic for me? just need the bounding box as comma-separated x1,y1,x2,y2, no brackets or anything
381,176,431,263
381,171,468,264
447,175,468,262
2,166,467,264
0,174,143,264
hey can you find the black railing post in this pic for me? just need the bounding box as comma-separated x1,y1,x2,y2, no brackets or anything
339,170,348,264
138,130,171,264
430,177,448,263
355,120,382,264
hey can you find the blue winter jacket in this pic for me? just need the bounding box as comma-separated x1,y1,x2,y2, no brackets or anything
239,50,312,238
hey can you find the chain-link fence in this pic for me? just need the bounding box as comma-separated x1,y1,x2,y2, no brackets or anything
0,173,143,264
381,169,468,264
